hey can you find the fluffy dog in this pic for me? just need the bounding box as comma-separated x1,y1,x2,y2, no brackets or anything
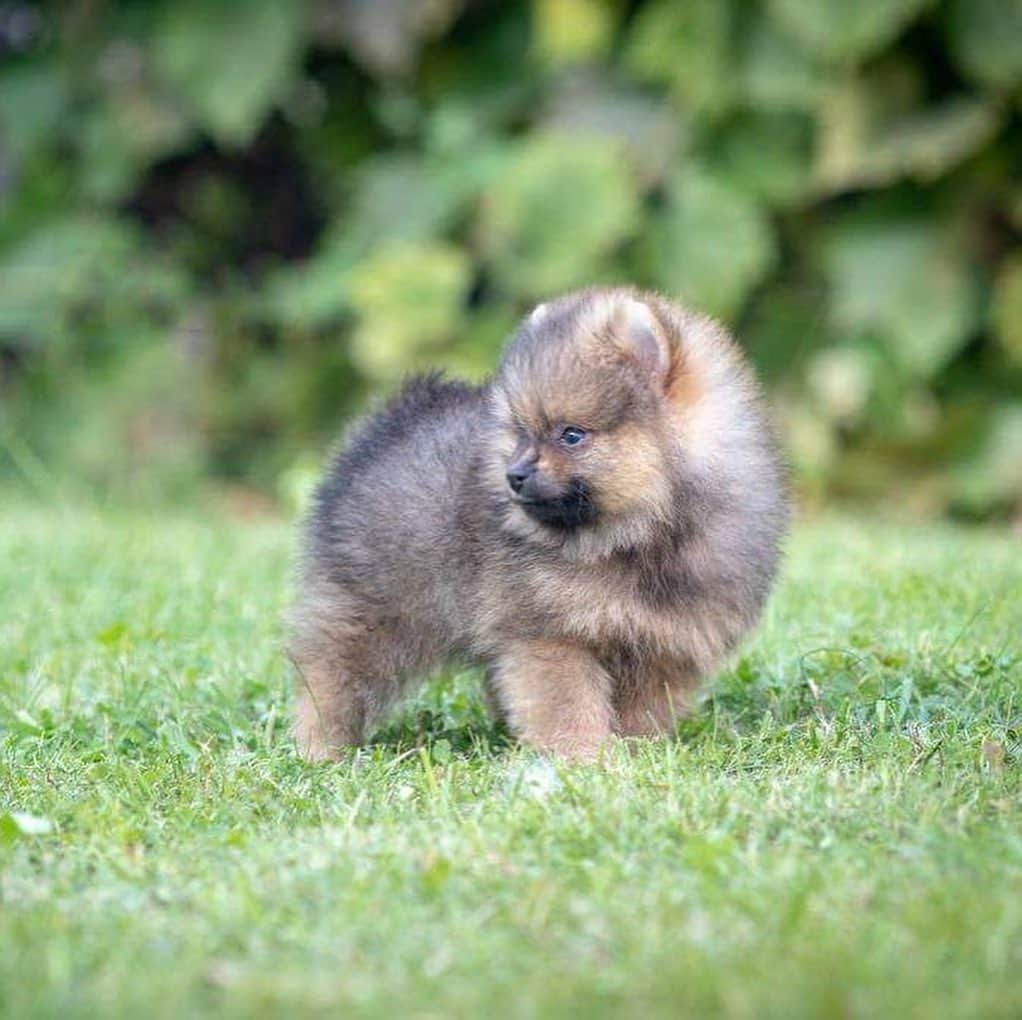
291,287,788,759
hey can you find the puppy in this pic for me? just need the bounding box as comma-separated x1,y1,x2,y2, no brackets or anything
291,287,789,760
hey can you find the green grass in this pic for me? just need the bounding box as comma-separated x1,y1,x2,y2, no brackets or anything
1,504,1020,1019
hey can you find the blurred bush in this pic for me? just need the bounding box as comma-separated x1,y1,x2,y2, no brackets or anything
0,0,1020,517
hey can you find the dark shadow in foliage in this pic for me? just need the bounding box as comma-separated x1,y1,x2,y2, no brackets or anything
126,119,328,280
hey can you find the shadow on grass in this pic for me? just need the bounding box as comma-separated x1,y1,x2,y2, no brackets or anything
367,668,514,757
370,711,514,756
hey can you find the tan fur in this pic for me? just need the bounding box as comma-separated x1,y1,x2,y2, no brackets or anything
492,640,616,759
588,424,668,516
665,352,703,410
293,670,356,762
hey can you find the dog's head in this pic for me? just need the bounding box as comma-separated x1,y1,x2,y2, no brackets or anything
488,289,697,550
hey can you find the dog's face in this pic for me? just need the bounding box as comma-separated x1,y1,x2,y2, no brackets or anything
489,290,682,544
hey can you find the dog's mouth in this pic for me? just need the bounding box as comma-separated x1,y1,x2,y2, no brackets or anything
512,482,598,530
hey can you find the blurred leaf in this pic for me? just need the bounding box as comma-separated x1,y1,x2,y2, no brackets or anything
648,169,776,319
477,136,640,298
76,109,144,203
700,112,814,206
946,0,1022,89
816,73,1000,192
436,303,520,380
0,62,69,161
738,13,824,112
768,0,931,64
260,238,360,331
541,75,681,189
807,347,873,425
623,0,734,115
154,0,304,147
348,241,472,380
824,212,978,378
83,38,193,184
345,153,498,247
419,8,533,138
744,284,829,380
264,148,503,329
533,0,617,65
102,71,194,165
314,0,464,77
992,254,1022,367
1011,190,1022,233
0,216,138,343
777,396,839,480
952,404,1022,514
277,455,322,517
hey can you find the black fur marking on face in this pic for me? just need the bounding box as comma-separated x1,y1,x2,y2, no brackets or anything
518,478,598,529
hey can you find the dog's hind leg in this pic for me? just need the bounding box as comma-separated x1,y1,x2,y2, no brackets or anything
289,583,409,762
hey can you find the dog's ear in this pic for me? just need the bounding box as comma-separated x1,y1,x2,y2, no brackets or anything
612,297,671,389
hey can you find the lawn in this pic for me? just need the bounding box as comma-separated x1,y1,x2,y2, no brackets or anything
1,504,1020,1018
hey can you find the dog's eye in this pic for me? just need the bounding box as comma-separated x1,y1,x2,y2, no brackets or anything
560,426,587,447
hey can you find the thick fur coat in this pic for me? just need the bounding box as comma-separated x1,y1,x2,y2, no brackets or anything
291,287,789,759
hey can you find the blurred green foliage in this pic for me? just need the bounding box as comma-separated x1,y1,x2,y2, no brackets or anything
0,0,1020,516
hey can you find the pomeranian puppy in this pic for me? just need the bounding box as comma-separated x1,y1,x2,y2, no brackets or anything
291,287,788,760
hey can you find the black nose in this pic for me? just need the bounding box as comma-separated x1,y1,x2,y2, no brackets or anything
506,463,535,493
